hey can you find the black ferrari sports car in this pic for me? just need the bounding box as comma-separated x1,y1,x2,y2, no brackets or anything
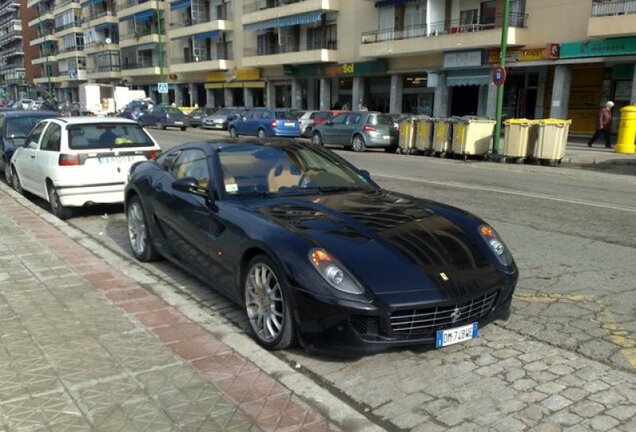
125,141,518,354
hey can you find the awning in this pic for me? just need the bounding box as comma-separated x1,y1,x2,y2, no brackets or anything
169,0,190,11
204,83,223,89
136,43,157,51
81,0,104,6
134,10,155,22
446,70,490,87
244,11,323,32
374,0,417,7
119,14,134,22
94,22,116,32
243,81,265,89
193,31,220,40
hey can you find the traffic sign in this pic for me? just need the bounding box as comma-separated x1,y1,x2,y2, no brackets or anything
492,66,507,87
157,82,169,94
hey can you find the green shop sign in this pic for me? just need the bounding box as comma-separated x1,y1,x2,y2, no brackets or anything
560,37,636,59
287,60,387,78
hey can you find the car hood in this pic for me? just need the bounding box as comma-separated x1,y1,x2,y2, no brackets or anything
249,190,501,303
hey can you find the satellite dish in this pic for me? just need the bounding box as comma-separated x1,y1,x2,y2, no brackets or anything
105,37,112,44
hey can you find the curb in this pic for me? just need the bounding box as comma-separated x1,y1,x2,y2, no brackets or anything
0,181,386,432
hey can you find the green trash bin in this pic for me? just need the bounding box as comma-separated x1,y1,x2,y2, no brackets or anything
452,117,496,159
502,119,540,162
533,118,572,165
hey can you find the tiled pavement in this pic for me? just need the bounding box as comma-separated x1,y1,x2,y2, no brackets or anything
0,189,341,431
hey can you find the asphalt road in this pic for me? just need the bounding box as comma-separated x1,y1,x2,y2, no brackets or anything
62,126,636,431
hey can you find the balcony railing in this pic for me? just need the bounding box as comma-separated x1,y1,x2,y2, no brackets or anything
83,10,117,21
245,40,336,56
55,20,82,31
361,12,527,44
120,28,158,39
62,44,84,52
122,61,158,69
119,0,161,9
170,48,233,64
84,40,119,48
87,64,121,73
592,0,636,16
54,0,79,8
169,10,233,27
243,0,303,14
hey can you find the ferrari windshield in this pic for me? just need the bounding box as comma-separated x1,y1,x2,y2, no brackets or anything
218,144,373,197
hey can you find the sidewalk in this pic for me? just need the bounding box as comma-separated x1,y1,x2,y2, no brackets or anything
561,137,636,170
0,188,343,431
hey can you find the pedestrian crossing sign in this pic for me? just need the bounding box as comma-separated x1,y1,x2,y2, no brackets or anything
158,82,169,94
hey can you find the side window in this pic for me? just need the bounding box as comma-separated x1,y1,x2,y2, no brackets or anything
261,111,273,120
25,122,47,149
170,149,211,189
40,123,61,152
243,111,255,120
347,114,361,125
331,114,347,125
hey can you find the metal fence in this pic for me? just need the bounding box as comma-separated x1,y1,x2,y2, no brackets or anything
592,0,636,16
243,0,304,14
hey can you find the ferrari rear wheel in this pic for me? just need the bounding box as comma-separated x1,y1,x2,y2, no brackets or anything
127,195,159,262
244,255,295,350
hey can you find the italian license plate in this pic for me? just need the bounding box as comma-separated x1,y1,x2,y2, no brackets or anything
98,156,136,164
284,122,294,127
174,121,183,125
435,323,478,348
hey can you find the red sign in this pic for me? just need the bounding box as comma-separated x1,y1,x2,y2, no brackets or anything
492,66,507,86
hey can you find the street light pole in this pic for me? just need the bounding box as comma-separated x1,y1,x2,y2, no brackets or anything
44,33,53,98
156,5,167,106
492,0,511,155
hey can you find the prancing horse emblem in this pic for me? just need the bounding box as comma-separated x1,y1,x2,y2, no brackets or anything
450,307,461,323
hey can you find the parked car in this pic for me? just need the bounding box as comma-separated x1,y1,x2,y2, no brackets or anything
124,141,518,354
311,111,399,152
12,99,34,110
58,102,82,117
117,100,152,121
140,105,189,131
300,110,349,137
10,117,161,219
201,107,244,130
228,108,300,139
186,107,216,127
298,111,318,137
0,111,60,185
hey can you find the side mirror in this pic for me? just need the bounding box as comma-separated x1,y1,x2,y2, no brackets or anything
172,177,209,197
326,121,333,126
359,170,371,181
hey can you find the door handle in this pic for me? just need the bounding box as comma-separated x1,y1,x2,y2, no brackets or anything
30,154,35,159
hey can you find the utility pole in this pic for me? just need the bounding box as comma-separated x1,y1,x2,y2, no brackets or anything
156,6,167,106
492,0,511,155
44,33,53,98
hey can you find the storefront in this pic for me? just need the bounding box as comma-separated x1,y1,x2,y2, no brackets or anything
204,69,265,107
402,74,433,115
442,51,489,116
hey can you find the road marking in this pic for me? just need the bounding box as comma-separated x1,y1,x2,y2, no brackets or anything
515,293,636,368
374,174,636,214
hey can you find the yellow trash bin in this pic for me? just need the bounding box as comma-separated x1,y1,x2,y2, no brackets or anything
533,118,572,165
398,117,417,154
452,117,496,159
502,119,540,162
433,118,453,157
415,117,433,154
615,105,636,154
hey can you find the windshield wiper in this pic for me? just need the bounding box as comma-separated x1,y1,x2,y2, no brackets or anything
276,187,322,196
234,190,275,198
317,186,361,193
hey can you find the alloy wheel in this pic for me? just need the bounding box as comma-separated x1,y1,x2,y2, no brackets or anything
245,263,284,343
127,200,147,257
311,133,323,146
352,135,366,152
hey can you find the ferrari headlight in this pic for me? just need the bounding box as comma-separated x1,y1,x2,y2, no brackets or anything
309,248,364,295
479,225,513,266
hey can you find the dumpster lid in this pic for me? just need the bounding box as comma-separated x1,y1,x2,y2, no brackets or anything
504,118,540,125
539,118,572,125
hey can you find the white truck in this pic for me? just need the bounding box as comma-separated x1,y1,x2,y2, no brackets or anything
79,84,146,115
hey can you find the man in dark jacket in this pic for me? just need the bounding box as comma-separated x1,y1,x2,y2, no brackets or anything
40,96,57,112
587,101,614,148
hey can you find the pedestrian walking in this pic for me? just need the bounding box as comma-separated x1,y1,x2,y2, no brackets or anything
587,101,614,148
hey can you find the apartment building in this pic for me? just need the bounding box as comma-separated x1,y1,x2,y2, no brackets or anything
0,0,37,99
26,0,636,133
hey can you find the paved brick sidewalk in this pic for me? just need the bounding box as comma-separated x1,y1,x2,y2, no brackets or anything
0,189,340,431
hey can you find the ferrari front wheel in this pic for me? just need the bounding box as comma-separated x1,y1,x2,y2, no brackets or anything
243,255,295,350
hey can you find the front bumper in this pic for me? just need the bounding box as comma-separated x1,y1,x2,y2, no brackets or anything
292,276,516,356
203,121,227,129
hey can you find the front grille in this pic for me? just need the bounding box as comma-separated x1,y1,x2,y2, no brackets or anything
389,290,499,338
350,315,381,337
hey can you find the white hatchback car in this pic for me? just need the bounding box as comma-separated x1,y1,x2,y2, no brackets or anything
10,117,161,219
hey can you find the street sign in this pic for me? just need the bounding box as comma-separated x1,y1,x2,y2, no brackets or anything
492,66,507,87
157,82,169,94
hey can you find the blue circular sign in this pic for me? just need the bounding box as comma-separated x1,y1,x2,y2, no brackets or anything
492,66,507,86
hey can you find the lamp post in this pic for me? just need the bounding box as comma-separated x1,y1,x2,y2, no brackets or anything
156,5,167,106
44,31,53,98
492,0,511,155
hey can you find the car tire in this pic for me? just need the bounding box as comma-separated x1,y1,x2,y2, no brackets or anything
352,135,367,152
257,129,267,139
11,167,22,195
180,127,186,131
229,127,238,138
3,157,12,186
385,145,398,153
126,195,160,262
303,127,312,138
311,132,323,146
243,255,295,350
47,183,72,220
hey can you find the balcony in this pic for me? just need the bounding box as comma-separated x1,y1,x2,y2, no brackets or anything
87,64,121,79
121,61,161,77
118,0,162,19
242,0,339,25
169,47,234,73
85,40,119,53
0,29,22,46
243,42,338,67
30,33,58,46
360,13,529,58
0,46,24,58
54,0,80,12
588,0,636,37
57,46,86,59
119,29,160,48
34,75,64,84
29,12,54,27
33,54,58,64
54,20,83,36
82,10,118,27
169,19,233,40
